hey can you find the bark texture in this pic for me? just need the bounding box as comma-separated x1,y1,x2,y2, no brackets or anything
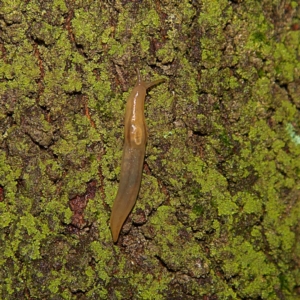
0,0,300,299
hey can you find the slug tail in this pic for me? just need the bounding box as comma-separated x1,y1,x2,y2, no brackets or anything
110,214,122,243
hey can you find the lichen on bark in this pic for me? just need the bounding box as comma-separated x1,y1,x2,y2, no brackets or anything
0,0,300,299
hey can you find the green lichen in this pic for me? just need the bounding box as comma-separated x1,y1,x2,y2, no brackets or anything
286,123,300,145
0,0,299,298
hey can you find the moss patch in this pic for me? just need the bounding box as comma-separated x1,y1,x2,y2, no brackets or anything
0,0,299,299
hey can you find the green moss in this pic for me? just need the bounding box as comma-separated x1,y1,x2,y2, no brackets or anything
62,67,83,93
129,273,165,300
48,273,62,294
238,192,263,215
1,0,299,298
192,203,204,216
216,193,238,216
221,238,278,297
141,9,161,28
72,8,106,46
156,41,175,64
198,0,228,28
53,0,67,11
273,31,300,83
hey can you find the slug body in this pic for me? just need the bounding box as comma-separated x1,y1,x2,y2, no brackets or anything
110,70,164,243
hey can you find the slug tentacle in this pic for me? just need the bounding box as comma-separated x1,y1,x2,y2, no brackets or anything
109,70,164,243
136,68,165,89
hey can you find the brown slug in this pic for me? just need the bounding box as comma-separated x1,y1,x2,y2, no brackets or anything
110,69,164,243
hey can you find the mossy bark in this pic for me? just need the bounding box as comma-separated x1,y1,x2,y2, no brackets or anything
1,0,300,299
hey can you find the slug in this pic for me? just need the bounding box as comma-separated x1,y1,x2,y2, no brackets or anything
110,69,164,243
